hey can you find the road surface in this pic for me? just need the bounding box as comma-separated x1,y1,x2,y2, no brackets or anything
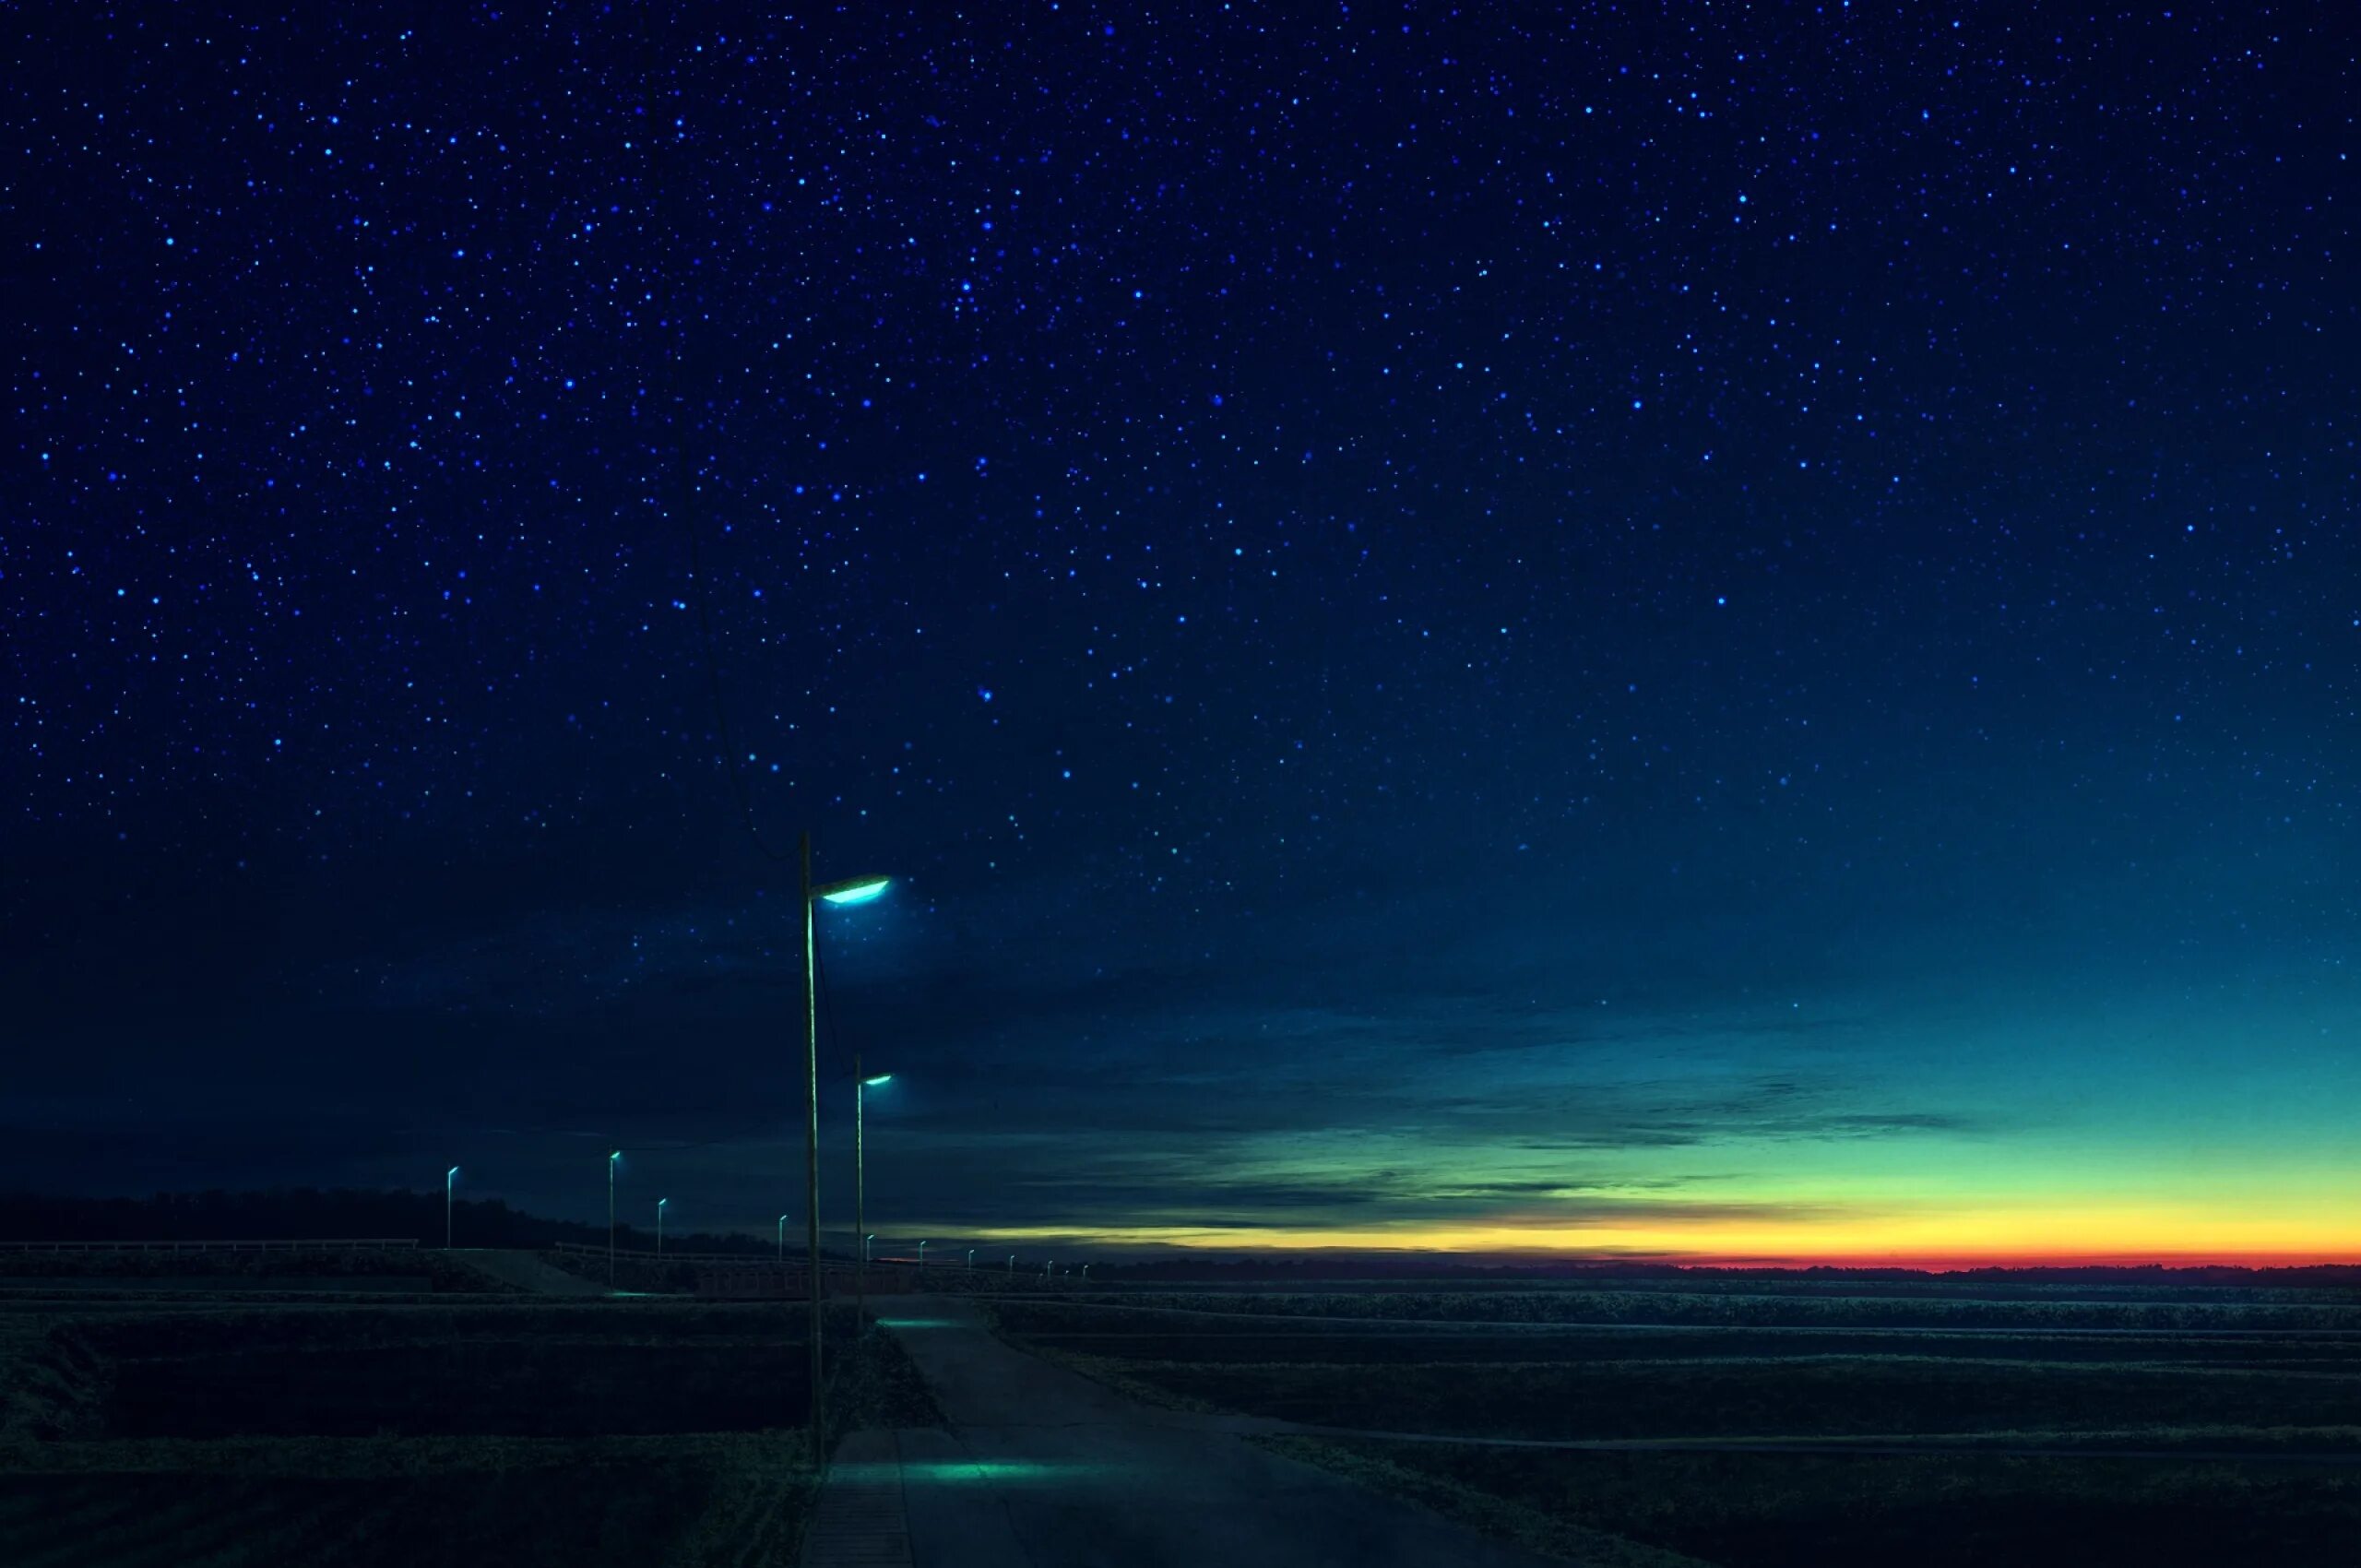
812,1295,1560,1568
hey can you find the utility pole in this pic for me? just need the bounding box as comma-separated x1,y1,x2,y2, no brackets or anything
801,831,825,1460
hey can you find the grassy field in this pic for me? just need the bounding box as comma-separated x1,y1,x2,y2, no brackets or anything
0,1285,937,1566
993,1280,2361,1566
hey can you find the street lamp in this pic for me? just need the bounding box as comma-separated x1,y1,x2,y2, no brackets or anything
864,1234,875,1263
607,1151,622,1288
1008,1253,1016,1276
856,1072,893,1319
967,1248,976,1271
778,1214,790,1264
801,840,892,1460
918,1240,929,1270
1081,1264,1090,1282
445,1166,459,1250
657,1198,669,1257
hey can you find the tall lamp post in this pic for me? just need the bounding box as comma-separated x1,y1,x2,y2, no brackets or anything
778,1214,790,1264
607,1150,621,1288
855,1071,893,1319
657,1197,669,1257
445,1166,459,1250
801,838,892,1459
918,1240,930,1270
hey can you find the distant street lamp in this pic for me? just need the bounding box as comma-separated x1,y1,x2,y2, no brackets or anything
855,1072,893,1319
1081,1264,1090,1282
918,1240,929,1270
607,1151,622,1288
778,1214,790,1264
657,1197,669,1256
1008,1253,1017,1276
445,1166,459,1250
864,1233,876,1262
967,1248,976,1271
801,837,893,1458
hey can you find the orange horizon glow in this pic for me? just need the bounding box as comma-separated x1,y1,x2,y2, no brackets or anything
961,1236,2361,1271
1195,1248,2361,1272
960,1204,2361,1271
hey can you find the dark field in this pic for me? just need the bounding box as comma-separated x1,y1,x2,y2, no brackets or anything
0,1277,936,1567
0,1435,807,1568
993,1279,2361,1566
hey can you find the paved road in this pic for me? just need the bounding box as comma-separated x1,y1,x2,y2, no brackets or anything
834,1295,1559,1568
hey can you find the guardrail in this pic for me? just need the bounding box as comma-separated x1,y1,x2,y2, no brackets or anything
0,1239,421,1253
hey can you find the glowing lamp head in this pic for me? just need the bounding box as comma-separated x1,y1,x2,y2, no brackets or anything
447,1166,460,1179
862,1073,894,1087
816,874,891,907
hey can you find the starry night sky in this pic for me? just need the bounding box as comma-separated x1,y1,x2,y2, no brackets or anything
7,5,2359,1262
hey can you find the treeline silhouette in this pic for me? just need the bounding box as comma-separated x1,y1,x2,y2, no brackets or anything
0,1188,774,1254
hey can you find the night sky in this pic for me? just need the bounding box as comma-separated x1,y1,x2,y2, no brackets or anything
8,5,2359,1264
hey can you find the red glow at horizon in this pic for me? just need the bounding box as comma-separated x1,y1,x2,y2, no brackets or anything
1519,1249,2361,1273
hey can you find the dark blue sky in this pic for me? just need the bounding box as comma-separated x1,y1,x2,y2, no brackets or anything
6,4,2358,1259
